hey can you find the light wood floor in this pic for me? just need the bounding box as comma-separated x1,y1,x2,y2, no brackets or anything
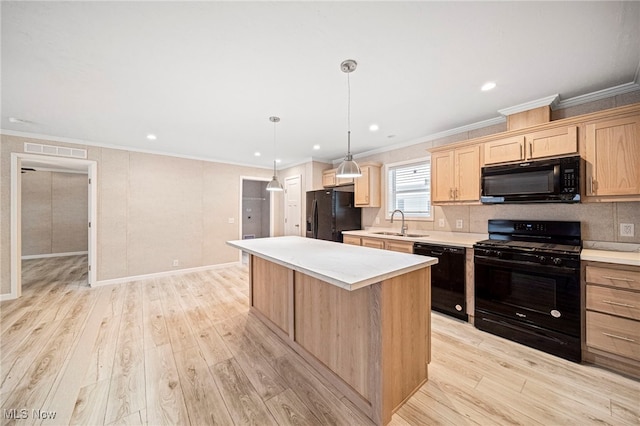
1,256,638,425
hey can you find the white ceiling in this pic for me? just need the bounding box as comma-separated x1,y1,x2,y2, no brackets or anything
2,1,639,169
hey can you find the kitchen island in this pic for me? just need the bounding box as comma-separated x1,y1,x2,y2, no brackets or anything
226,236,437,425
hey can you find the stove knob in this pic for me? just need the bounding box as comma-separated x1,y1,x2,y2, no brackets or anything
553,257,563,266
495,251,503,259
537,256,547,264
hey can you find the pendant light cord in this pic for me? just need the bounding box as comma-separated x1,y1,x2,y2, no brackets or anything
273,120,277,175
347,72,351,155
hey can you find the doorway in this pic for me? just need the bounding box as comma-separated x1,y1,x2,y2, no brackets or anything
241,179,271,239
284,175,302,236
239,177,276,264
9,153,97,300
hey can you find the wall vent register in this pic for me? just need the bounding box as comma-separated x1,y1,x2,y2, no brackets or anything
24,142,87,159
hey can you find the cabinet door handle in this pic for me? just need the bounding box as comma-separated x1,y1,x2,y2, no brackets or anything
519,144,523,159
450,188,454,200
602,332,635,343
529,142,533,158
590,177,595,195
601,276,635,282
602,300,635,308
455,188,459,199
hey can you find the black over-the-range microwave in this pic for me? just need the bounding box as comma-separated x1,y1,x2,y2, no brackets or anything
480,155,581,204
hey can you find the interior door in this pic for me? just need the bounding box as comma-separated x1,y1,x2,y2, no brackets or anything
284,175,302,236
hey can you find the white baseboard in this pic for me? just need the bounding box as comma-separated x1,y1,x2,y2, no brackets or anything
92,261,242,288
1,261,243,300
22,251,88,260
0,291,18,302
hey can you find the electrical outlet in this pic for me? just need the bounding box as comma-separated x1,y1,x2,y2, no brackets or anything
438,218,445,228
172,259,179,267
456,219,463,229
228,218,235,224
620,223,635,237
375,217,380,224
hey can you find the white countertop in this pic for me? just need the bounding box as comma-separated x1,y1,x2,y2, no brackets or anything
343,228,488,248
227,236,438,291
581,249,640,267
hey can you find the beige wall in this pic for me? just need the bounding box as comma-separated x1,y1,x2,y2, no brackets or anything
1,135,275,294
21,171,88,256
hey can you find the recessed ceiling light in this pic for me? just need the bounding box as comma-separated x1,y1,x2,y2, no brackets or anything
313,144,320,150
275,159,281,163
146,134,157,140
8,117,29,124
481,82,496,91
254,152,261,157
369,124,379,132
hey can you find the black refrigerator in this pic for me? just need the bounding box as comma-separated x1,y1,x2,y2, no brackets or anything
306,187,361,242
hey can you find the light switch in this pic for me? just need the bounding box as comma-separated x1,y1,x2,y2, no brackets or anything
456,219,463,229
438,219,445,227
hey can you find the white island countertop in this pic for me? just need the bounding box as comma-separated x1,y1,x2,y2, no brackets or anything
227,236,438,291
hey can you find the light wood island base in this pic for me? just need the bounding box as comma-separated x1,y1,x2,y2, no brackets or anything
248,254,431,425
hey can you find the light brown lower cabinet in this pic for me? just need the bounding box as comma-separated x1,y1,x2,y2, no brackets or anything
343,235,362,246
384,240,414,253
584,262,640,378
355,236,414,253
361,236,385,249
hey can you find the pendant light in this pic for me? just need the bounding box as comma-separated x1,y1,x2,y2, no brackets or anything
336,59,362,178
266,116,283,192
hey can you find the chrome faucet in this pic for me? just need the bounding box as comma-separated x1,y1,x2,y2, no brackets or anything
390,209,408,236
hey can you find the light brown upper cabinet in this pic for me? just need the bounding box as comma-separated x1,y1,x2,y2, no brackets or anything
526,126,578,160
484,126,577,165
322,169,337,187
585,114,640,199
483,135,525,165
354,164,381,207
432,145,480,204
322,168,354,188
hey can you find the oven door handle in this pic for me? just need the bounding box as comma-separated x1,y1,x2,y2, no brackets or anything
474,255,579,275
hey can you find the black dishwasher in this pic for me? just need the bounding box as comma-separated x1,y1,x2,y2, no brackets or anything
414,243,467,321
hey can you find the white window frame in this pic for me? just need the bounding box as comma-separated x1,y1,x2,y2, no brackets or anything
384,156,432,221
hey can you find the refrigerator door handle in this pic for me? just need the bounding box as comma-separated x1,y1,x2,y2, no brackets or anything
312,199,318,239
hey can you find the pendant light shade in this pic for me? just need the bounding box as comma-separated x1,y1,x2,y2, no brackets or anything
266,116,283,192
336,59,362,178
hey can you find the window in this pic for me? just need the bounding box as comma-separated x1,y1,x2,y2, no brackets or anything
385,157,431,220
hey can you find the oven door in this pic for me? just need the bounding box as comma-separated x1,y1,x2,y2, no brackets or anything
474,255,580,337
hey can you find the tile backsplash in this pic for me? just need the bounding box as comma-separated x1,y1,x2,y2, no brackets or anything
363,201,640,244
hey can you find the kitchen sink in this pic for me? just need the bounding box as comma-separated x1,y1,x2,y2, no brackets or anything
371,231,429,238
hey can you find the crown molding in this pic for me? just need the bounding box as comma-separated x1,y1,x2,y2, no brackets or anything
498,94,560,116
0,129,273,171
554,81,640,110
340,116,506,163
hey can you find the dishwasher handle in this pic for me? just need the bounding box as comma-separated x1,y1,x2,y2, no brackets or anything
414,243,464,256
